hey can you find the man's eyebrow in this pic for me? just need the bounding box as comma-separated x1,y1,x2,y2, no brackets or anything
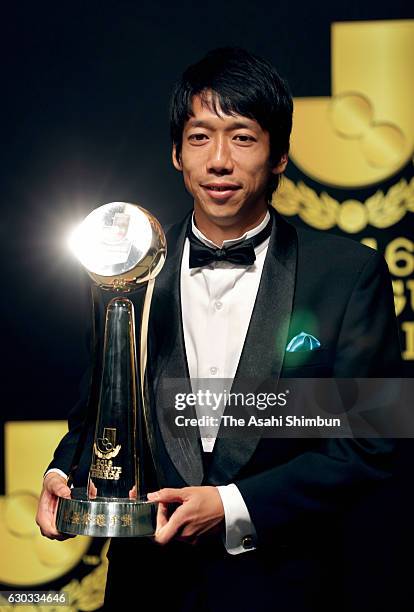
186,118,258,130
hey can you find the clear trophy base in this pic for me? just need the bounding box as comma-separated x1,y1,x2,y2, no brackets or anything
56,487,158,537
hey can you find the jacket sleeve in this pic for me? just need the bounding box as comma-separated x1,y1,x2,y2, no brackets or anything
44,287,106,482
44,366,94,480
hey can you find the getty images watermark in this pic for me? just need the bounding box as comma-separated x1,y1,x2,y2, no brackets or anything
173,388,340,429
158,378,413,438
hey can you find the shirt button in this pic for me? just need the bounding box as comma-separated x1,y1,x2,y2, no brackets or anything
215,301,223,310
210,367,218,375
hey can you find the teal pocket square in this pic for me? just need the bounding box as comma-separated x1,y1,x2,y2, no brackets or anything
286,332,321,352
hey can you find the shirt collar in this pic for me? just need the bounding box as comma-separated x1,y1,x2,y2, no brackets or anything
191,210,271,250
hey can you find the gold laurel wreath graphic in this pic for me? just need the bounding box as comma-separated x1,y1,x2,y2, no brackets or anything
0,543,109,612
58,540,110,611
93,442,121,460
273,176,414,233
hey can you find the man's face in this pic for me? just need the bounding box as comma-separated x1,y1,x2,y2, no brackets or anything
172,93,287,228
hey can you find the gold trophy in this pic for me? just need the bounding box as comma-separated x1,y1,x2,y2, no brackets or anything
56,202,166,537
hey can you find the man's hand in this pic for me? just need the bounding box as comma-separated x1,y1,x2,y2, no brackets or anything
147,486,224,546
35,473,75,541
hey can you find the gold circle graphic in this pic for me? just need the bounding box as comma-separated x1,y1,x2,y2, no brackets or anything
361,123,406,169
330,93,373,139
337,200,368,233
4,492,38,538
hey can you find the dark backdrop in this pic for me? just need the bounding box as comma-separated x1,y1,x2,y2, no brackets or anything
1,4,413,607
1,1,412,492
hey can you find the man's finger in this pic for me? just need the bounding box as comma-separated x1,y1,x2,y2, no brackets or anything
37,513,71,540
154,506,187,545
53,532,76,541
88,480,97,498
155,502,169,532
48,532,76,541
40,527,76,541
147,488,186,504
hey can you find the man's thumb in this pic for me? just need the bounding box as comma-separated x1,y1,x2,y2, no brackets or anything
56,484,72,499
46,479,71,499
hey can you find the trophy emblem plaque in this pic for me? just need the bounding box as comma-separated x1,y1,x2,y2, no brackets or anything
56,202,166,537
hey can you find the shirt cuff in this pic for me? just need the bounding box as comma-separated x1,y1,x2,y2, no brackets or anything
44,468,68,481
216,483,257,555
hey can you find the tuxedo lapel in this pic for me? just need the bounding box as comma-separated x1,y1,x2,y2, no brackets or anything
149,209,298,487
207,210,298,484
149,214,204,485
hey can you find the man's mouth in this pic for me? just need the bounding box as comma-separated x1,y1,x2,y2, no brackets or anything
202,183,241,200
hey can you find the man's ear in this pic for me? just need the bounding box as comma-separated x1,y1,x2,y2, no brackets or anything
271,153,288,175
172,144,183,171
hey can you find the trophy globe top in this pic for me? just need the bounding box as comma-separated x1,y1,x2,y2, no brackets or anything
69,202,166,290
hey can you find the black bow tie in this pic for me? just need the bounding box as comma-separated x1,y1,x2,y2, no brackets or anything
188,216,272,269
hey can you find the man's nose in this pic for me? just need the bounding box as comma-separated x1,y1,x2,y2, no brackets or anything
206,136,233,173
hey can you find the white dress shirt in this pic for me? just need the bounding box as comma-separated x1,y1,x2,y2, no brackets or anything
181,210,270,554
46,210,271,555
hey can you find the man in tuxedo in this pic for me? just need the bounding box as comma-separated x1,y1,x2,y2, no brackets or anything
36,48,401,611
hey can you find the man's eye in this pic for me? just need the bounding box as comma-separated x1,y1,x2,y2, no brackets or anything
234,134,256,143
188,133,208,142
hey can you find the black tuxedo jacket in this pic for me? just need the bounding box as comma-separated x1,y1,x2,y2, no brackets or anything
48,208,401,612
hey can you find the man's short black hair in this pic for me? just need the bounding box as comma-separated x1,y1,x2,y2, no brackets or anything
169,47,293,200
